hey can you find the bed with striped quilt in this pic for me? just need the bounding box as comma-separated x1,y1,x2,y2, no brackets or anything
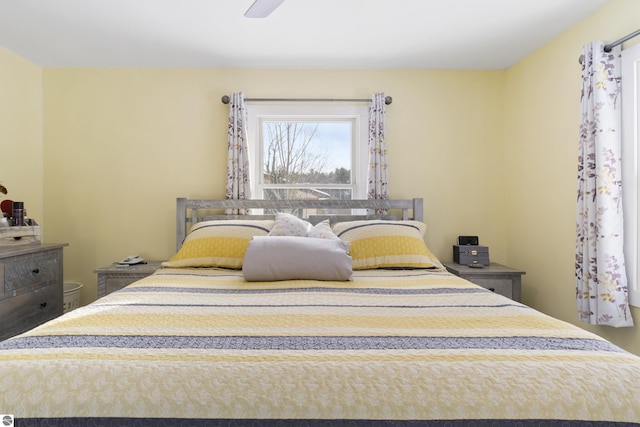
1,267,640,426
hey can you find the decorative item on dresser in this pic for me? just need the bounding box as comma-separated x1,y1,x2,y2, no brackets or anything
0,243,68,341
452,244,490,266
94,261,163,298
442,261,525,302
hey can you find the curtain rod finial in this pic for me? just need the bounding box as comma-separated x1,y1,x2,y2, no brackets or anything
221,95,230,104
384,96,392,105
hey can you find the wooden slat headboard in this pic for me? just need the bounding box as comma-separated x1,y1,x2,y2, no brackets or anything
175,198,423,251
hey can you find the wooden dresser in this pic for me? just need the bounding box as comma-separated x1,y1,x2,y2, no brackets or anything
0,243,68,341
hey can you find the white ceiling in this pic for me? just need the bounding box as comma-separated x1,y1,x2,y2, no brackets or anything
0,0,615,69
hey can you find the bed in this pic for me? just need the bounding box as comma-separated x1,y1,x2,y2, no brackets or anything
1,197,640,426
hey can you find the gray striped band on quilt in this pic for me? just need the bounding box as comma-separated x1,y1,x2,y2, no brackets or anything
14,418,640,427
93,303,520,309
0,335,624,353
117,286,491,295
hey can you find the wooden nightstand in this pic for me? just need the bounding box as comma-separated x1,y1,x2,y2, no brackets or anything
94,261,163,298
0,243,68,341
442,262,525,302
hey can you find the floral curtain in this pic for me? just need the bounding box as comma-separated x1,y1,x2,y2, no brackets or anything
367,93,388,203
576,41,633,327
226,92,251,211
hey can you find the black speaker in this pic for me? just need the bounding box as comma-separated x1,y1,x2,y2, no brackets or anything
457,235,479,246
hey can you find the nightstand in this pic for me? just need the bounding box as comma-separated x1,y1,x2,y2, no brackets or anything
442,262,525,302
94,261,163,298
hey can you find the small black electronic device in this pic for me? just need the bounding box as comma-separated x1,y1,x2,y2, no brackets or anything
457,235,479,246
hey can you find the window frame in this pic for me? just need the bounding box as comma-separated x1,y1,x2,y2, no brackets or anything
246,104,369,200
621,42,640,307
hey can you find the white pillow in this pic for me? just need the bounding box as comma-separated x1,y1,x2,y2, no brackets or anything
268,213,312,237
242,236,352,281
307,219,341,240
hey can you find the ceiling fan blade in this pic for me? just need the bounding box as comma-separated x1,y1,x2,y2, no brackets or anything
244,0,285,18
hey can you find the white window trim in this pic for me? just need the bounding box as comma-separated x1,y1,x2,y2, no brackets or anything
621,42,640,307
246,104,369,200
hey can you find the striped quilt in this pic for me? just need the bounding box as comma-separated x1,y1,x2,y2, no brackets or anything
1,267,640,426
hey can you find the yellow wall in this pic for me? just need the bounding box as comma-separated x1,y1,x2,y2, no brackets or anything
3,0,640,354
0,46,43,225
42,69,506,305
504,0,640,353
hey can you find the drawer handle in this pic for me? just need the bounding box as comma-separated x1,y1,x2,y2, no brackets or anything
488,287,496,292
32,268,40,274
40,302,47,308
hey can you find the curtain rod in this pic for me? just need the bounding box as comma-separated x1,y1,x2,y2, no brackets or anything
604,28,640,52
578,28,640,64
221,95,392,105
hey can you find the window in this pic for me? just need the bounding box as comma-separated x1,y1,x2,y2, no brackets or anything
621,42,640,307
247,104,368,201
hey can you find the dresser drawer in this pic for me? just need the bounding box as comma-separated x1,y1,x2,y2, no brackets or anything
0,244,67,341
0,282,61,339
2,250,60,297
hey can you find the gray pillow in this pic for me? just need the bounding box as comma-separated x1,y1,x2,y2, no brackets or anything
242,236,352,281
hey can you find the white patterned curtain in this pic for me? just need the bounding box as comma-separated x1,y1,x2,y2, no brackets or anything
576,41,633,327
226,92,251,210
367,93,388,203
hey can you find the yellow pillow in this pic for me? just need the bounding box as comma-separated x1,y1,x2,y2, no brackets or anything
332,220,443,270
163,220,274,269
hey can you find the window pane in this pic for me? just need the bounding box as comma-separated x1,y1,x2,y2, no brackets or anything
263,188,352,200
262,187,353,215
262,121,351,185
